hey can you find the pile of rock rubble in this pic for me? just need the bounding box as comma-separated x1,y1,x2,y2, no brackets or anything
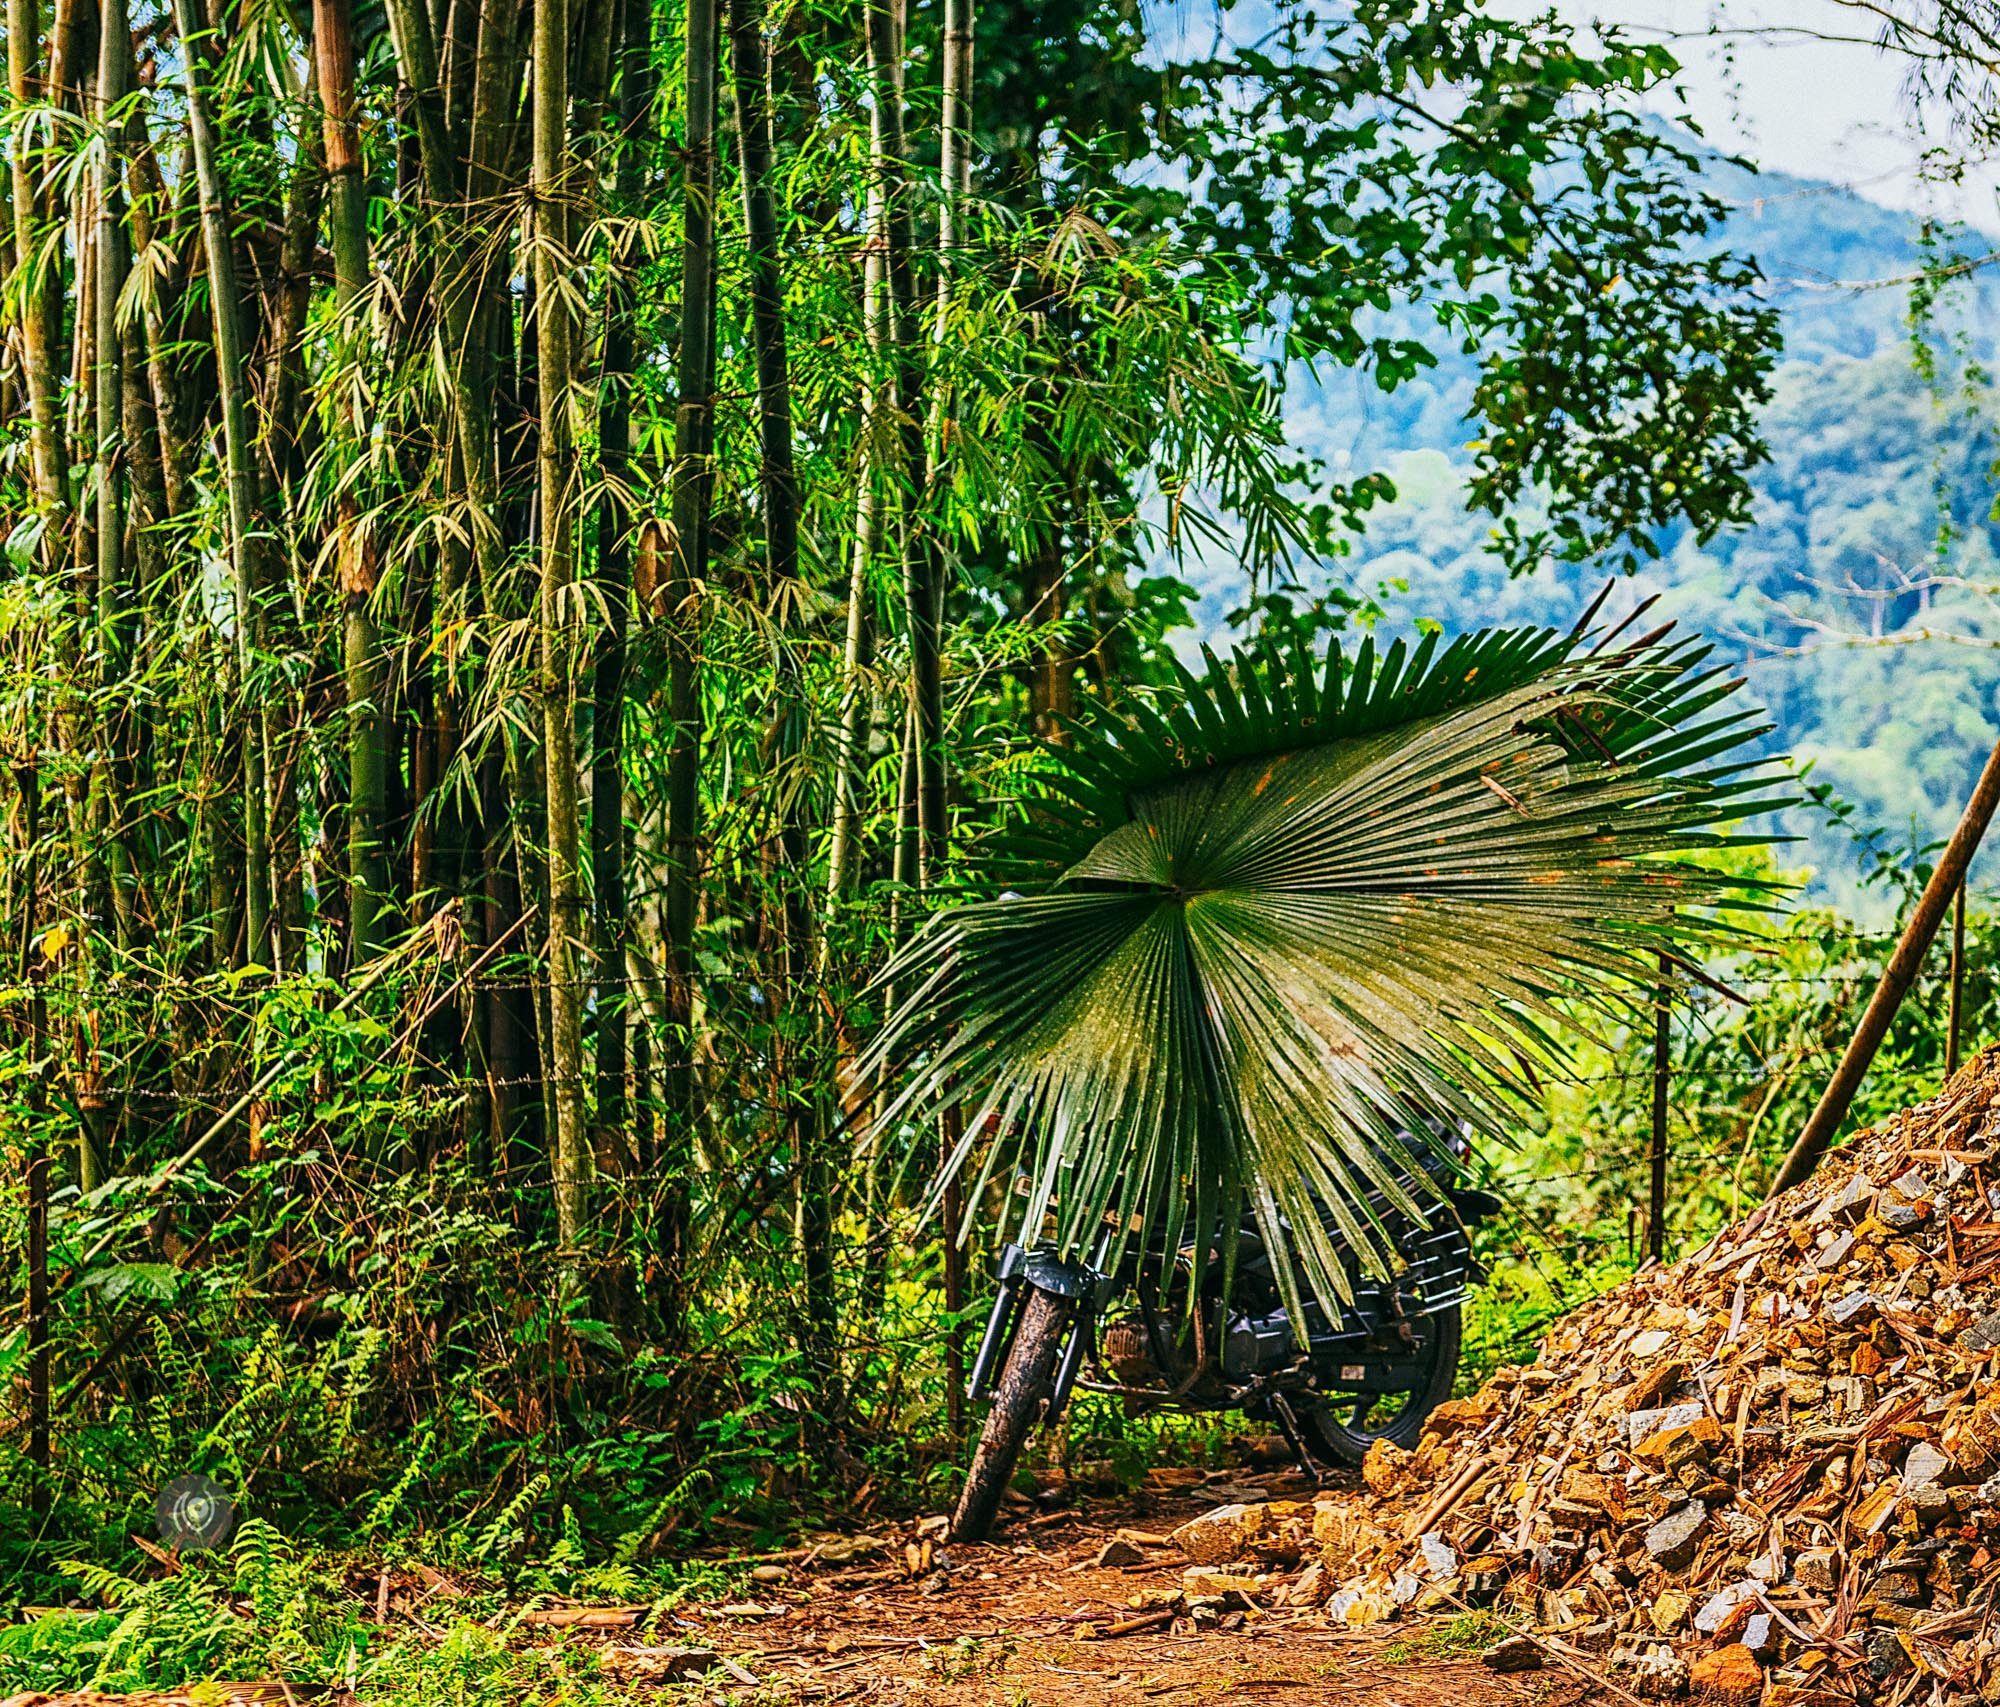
1166,1052,2000,1704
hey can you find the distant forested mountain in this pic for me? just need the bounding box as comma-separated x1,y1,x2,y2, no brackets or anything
1185,137,2000,904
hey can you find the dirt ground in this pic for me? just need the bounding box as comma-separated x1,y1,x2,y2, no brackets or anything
652,1466,1586,1706
4,1467,1589,1707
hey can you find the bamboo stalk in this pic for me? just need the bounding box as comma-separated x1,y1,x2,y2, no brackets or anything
532,0,591,1253
824,0,901,914
14,765,50,1525
663,0,719,1297
93,0,127,675
591,0,651,1160
8,0,69,524
726,0,837,1400
170,0,273,964
313,0,392,966
925,0,977,1428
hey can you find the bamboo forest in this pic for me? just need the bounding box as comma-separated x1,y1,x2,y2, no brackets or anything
6,0,2000,1698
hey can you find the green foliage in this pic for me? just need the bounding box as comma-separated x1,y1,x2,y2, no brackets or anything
1269,151,2000,909
0,0,1917,1666
983,0,1780,570
1460,822,2000,1381
1381,1610,1511,1662
0,1528,364,1694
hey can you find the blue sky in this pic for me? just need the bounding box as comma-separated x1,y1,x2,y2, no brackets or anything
1524,0,2000,237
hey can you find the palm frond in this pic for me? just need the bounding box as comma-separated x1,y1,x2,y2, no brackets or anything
861,614,1792,1321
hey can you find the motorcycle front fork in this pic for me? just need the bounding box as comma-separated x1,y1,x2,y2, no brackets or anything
967,1240,1114,1430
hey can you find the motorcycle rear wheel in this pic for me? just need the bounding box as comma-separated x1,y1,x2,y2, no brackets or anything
951,1286,1070,1541
1297,1304,1461,1469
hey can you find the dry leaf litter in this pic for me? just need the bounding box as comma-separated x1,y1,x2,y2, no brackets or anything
1162,1052,2000,1705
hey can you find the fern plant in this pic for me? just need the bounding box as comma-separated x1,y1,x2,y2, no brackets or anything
471,1473,551,1565
5,1526,370,1694
53,1559,246,1690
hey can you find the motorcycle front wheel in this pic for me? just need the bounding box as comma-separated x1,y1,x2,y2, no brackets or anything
1297,1303,1462,1469
950,1286,1070,1542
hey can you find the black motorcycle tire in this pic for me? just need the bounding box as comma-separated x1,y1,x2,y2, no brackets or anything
950,1286,1070,1542
1298,1304,1462,1469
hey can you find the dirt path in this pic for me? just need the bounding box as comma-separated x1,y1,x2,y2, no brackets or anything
2,1469,1576,1706
657,1467,1577,1706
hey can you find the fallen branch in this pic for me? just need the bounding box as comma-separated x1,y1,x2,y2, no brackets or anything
1086,1607,1178,1640
518,1606,645,1628
1403,1454,1492,1540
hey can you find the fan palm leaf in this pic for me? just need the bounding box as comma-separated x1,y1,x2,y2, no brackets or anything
860,613,1789,1320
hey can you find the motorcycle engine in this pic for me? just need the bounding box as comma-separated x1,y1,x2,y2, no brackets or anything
1100,1317,1161,1386
1222,1309,1294,1376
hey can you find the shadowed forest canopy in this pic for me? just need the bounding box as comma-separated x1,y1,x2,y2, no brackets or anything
0,0,1782,1556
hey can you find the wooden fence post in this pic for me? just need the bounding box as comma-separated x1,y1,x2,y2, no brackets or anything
1770,734,2000,1198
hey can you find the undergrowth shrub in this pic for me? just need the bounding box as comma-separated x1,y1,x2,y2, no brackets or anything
0,1520,364,1693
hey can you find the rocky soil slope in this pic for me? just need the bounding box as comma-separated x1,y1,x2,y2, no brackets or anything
1165,1052,2000,1705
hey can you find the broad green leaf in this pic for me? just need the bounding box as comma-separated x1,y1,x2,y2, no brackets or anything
863,617,1791,1322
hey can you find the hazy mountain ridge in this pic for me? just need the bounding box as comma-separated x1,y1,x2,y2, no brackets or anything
1226,138,2000,901
1291,135,2000,473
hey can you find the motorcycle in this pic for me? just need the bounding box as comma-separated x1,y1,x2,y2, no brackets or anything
950,1129,1500,1540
